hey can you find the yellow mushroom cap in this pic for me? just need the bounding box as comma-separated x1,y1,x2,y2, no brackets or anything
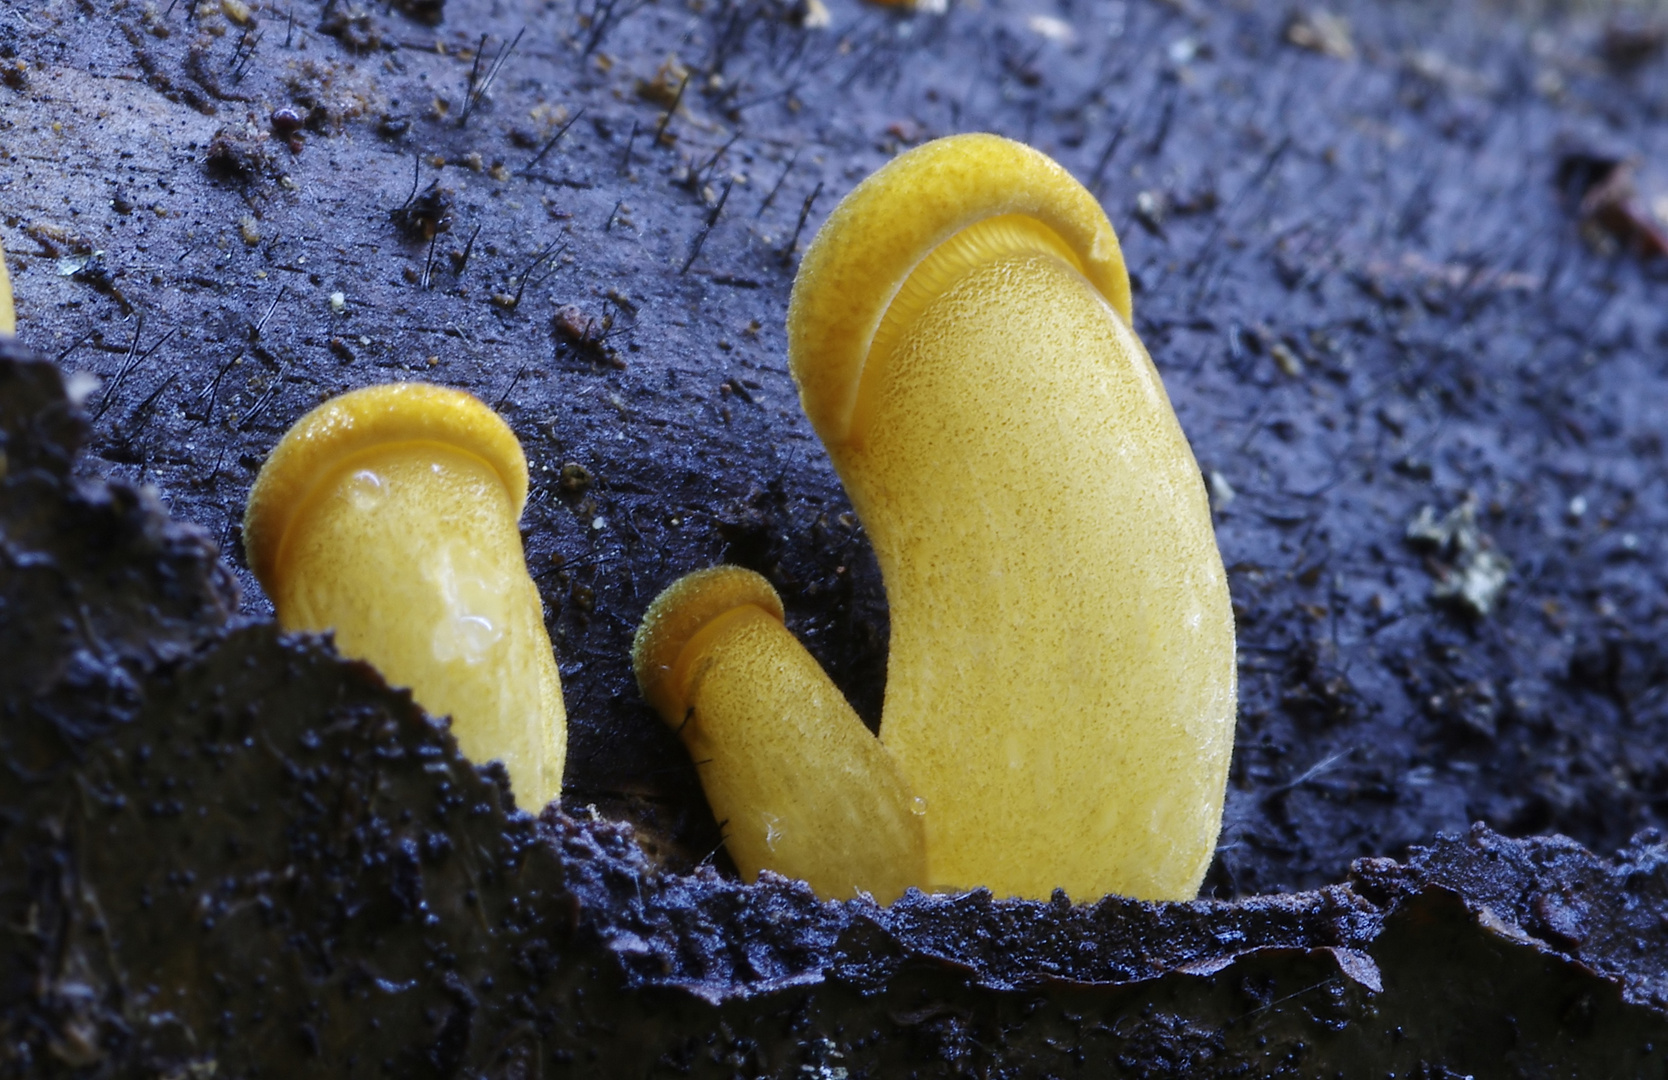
243,382,529,589
632,565,786,724
0,236,15,336
786,132,1130,446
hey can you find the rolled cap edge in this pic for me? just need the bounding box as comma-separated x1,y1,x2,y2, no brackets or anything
242,382,530,591
632,566,786,725
786,133,1131,447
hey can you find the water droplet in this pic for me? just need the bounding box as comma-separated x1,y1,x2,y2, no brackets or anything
455,614,498,654
426,542,508,664
433,611,504,665
345,469,384,511
911,797,928,817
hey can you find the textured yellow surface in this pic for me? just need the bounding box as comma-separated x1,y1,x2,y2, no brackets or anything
634,567,926,902
787,133,1129,446
0,237,14,335
243,384,566,810
633,563,785,722
786,134,1236,901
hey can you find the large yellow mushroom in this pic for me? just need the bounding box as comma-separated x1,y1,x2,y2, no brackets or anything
790,133,1235,901
244,383,567,809
0,237,15,335
634,566,926,903
638,133,1235,903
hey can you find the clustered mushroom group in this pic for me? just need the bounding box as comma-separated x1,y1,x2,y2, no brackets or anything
5,134,1238,907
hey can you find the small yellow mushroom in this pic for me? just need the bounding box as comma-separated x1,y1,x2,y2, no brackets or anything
633,566,926,903
0,236,15,335
782,132,1237,901
243,383,566,809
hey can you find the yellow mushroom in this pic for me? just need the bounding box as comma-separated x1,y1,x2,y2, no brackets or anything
243,383,566,809
0,236,15,335
781,132,1235,902
633,566,926,903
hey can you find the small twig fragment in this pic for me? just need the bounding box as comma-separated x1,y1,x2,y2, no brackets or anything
778,181,822,266
681,178,734,274
236,364,288,431
756,150,798,218
522,108,586,175
252,286,287,339
451,224,481,277
96,320,178,422
495,239,568,310
689,131,741,192
459,28,525,127
187,351,242,423
653,73,691,146
494,365,528,411
421,229,441,289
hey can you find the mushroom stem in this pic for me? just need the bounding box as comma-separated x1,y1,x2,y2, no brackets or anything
0,237,15,335
787,134,1236,901
243,383,566,809
634,567,926,903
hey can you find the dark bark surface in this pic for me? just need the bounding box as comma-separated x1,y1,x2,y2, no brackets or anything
6,3,1668,1065
8,337,1668,1076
